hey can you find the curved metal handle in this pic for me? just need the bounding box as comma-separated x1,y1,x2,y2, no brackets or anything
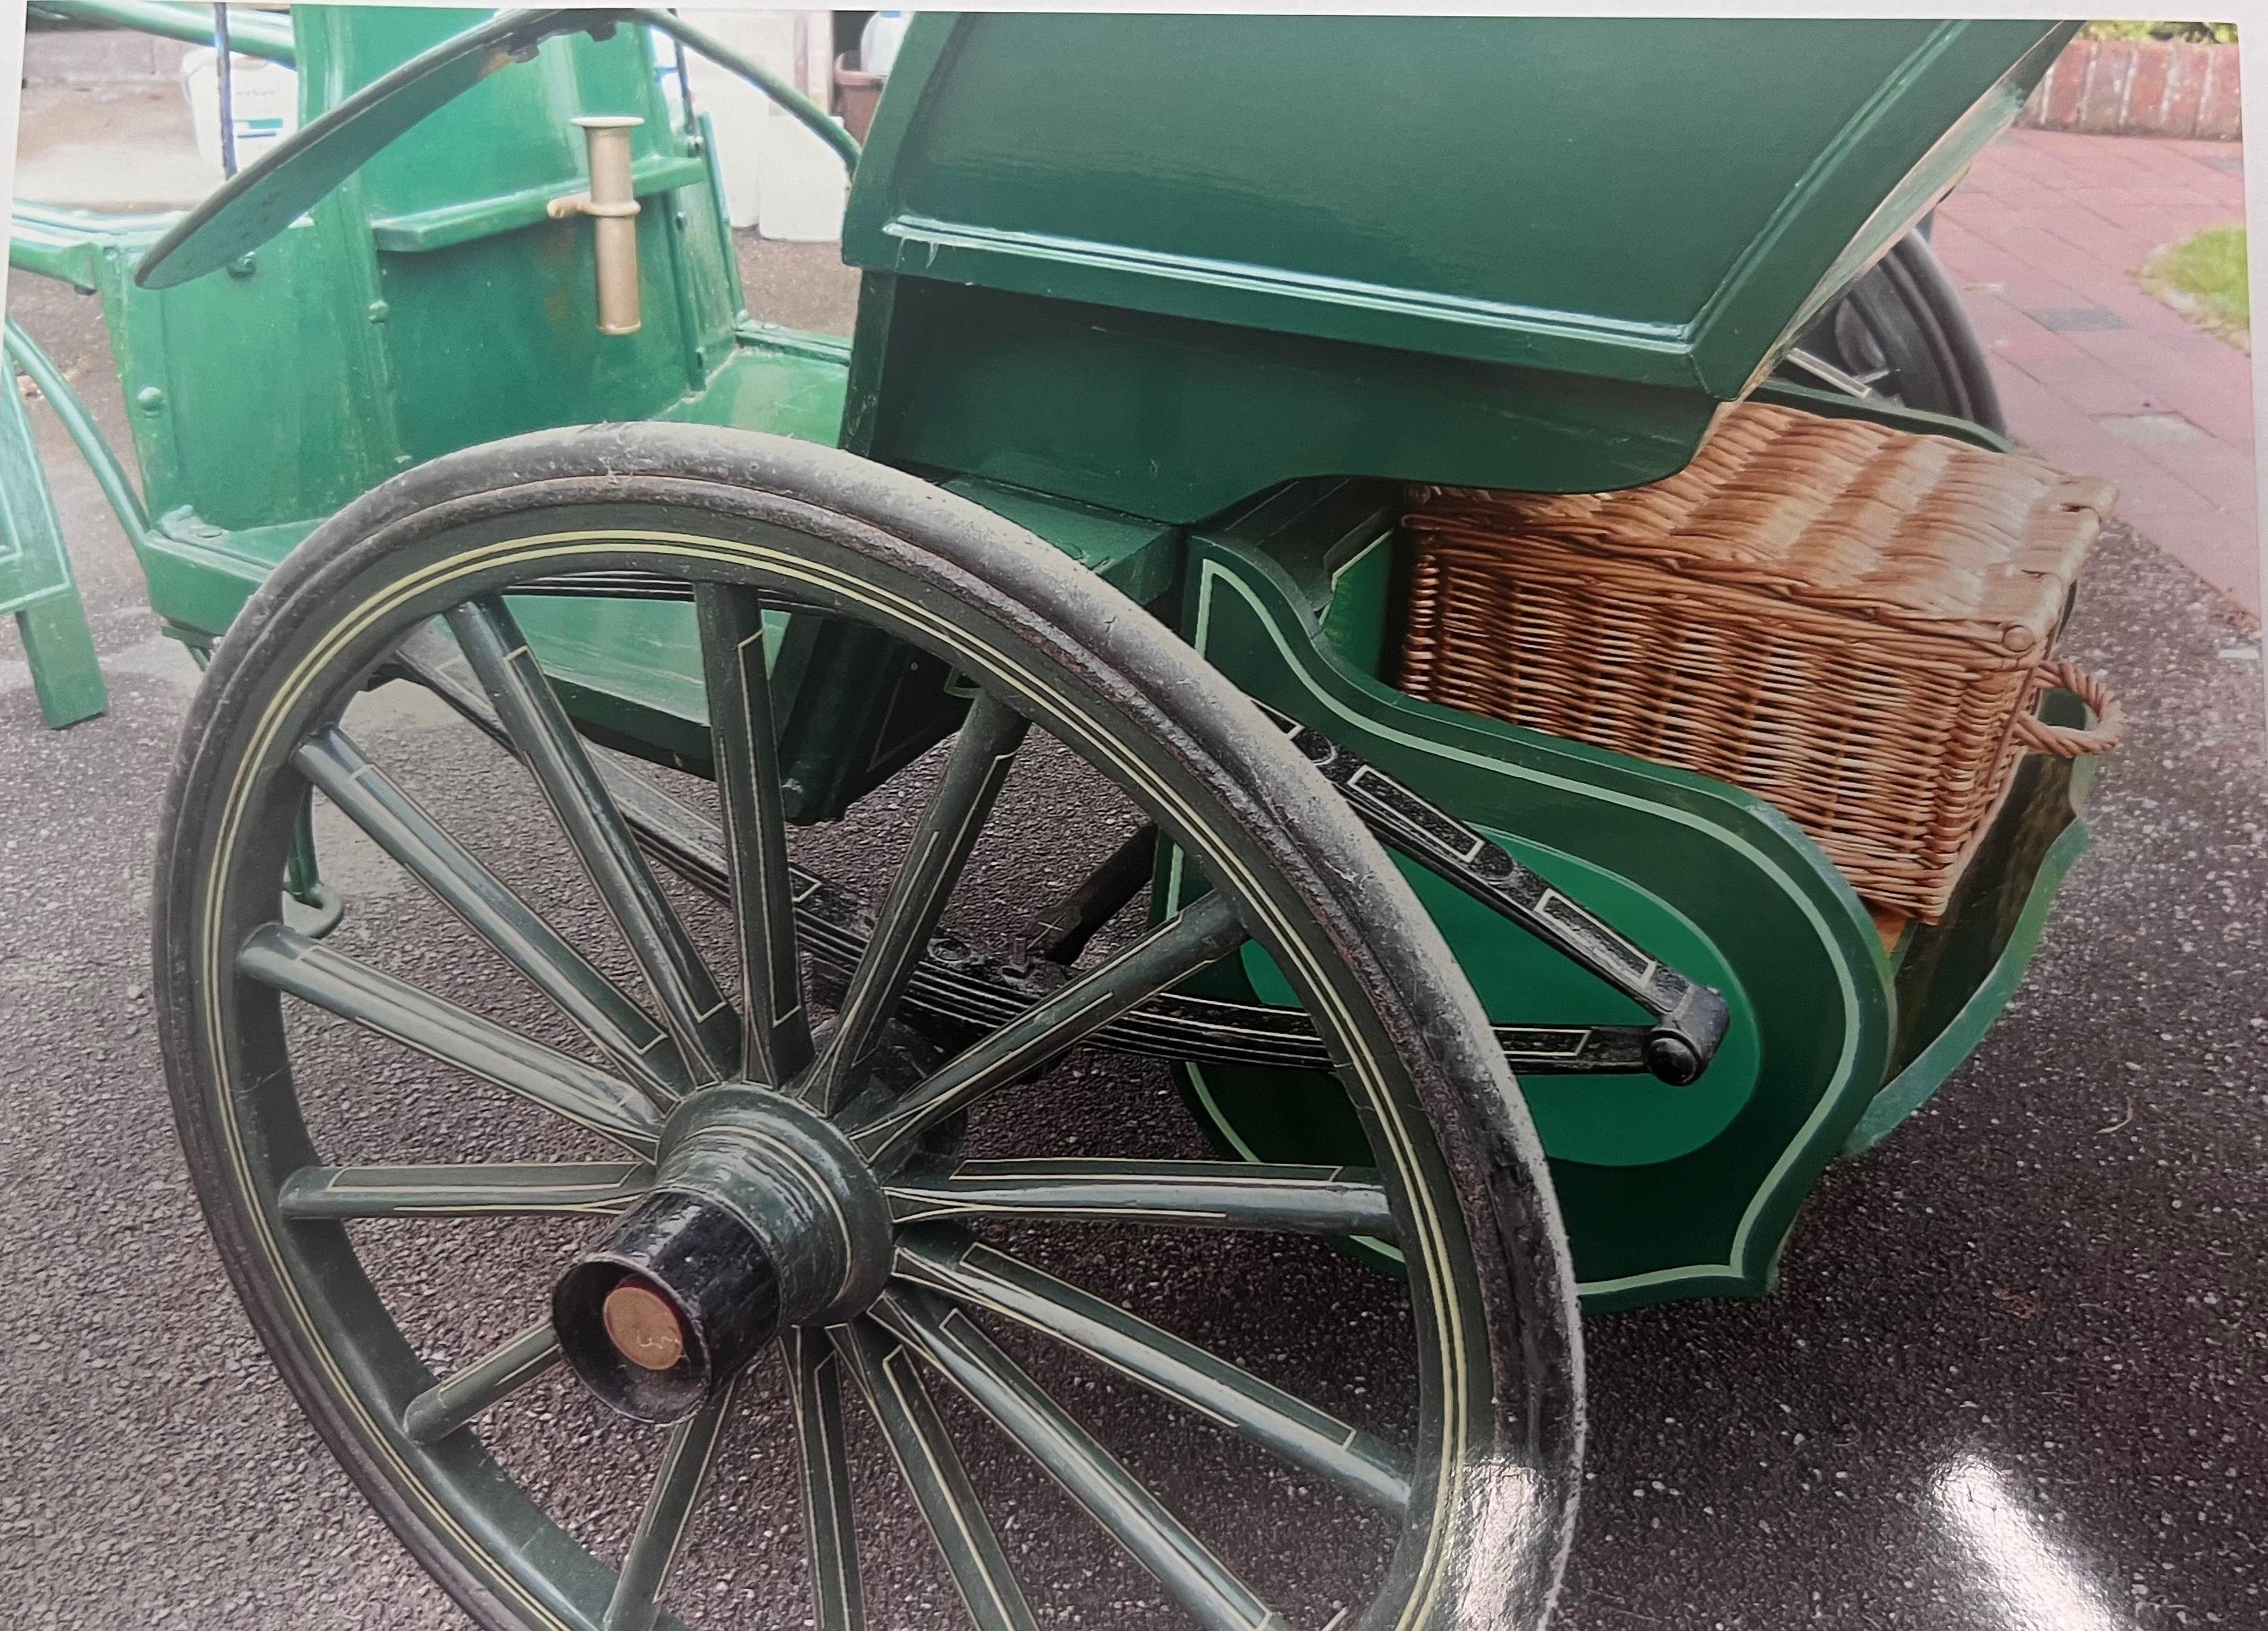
633,8,862,173
134,6,862,292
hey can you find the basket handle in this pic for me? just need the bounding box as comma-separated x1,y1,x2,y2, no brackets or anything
2013,660,2125,758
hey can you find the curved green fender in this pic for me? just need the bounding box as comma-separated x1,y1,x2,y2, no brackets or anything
1174,529,1893,1309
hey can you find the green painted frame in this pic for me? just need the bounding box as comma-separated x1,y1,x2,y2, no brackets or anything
1845,728,2102,1155
0,332,107,727
1167,517,1893,1306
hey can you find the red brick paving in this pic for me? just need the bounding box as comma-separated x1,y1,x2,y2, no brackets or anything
1934,125,2259,616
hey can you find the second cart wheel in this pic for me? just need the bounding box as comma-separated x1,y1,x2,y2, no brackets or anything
1782,229,2007,436
155,426,1583,1631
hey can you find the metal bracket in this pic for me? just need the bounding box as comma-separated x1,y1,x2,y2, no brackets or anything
1253,702,1730,1085
547,116,644,335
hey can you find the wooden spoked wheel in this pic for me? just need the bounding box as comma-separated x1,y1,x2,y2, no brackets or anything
155,427,1581,1631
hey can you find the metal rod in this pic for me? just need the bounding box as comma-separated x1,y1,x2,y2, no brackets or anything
212,3,238,179
3,320,152,540
28,0,296,65
634,7,860,171
668,16,696,136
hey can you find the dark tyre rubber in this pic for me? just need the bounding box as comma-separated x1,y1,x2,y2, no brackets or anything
1787,230,2008,436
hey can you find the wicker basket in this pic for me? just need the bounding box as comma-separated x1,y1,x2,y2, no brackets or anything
1397,402,2124,923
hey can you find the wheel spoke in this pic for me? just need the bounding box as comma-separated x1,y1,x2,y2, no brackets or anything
785,1327,864,1631
1020,823,1158,967
896,1233,1408,1514
605,1377,741,1631
295,727,687,1102
801,692,1030,1113
403,1320,562,1444
239,924,662,1153
279,1161,653,1219
449,595,738,1086
395,623,738,907
850,892,1246,1160
885,1158,1395,1238
873,1290,1283,1631
696,584,814,1087
834,1318,1038,1631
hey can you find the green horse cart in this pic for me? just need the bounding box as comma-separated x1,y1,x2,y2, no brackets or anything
7,9,2116,1629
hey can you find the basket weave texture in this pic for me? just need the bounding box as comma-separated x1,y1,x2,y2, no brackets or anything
1398,403,2117,922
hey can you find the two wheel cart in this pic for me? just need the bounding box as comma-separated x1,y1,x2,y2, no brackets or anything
8,10,2119,1628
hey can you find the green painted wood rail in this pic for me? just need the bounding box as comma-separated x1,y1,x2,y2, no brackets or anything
0,334,106,727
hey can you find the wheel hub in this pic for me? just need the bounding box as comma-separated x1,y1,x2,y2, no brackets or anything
553,1086,892,1422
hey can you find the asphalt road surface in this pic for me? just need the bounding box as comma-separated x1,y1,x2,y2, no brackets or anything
2,249,2263,1631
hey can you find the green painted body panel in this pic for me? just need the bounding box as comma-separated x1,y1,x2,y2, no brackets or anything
668,328,850,442
317,7,738,467
109,333,847,616
10,8,863,771
10,6,745,549
1165,501,1893,1304
1229,848,1763,1170
940,478,1185,612
0,343,107,725
1847,717,2100,1153
850,16,2063,393
837,15,2072,518
842,272,1723,524
316,9,676,224
1151,481,2102,1301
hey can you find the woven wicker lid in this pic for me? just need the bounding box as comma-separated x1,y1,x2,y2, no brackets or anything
1408,403,2116,657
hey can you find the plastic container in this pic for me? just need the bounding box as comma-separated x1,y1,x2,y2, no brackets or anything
756,110,850,242
181,47,300,177
833,54,885,144
682,10,834,231
860,10,912,78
